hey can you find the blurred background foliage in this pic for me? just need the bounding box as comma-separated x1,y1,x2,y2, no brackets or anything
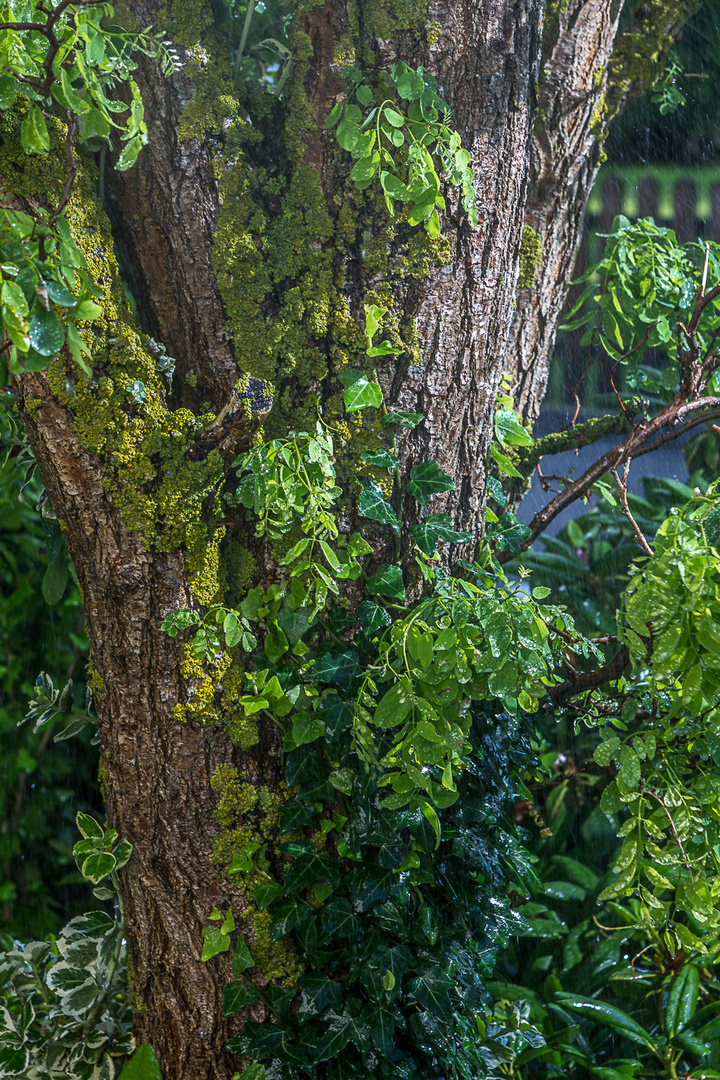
0,391,99,940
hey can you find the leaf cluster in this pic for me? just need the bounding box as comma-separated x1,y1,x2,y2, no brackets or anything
327,63,478,235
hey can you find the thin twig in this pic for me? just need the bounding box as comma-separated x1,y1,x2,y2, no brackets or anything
610,457,654,557
646,791,694,884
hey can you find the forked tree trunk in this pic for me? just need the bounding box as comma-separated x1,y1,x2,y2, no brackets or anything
7,0,698,1075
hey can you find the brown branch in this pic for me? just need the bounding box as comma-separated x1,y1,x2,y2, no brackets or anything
550,644,630,706
509,401,720,559
611,457,653,557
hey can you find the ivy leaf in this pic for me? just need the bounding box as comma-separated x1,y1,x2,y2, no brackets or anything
407,462,455,506
270,899,302,941
279,798,318,833
381,411,423,429
232,937,254,975
311,650,361,689
358,476,400,531
361,449,397,470
365,1002,396,1056
357,601,391,639
409,971,455,1021
486,475,508,508
339,371,383,412
254,883,283,910
313,1012,353,1062
223,981,259,1016
292,712,325,745
201,926,231,962
284,851,341,896
366,564,406,600
409,513,473,555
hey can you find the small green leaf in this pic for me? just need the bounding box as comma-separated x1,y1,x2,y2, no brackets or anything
339,371,383,412
76,812,104,840
384,107,405,127
373,680,413,728
74,299,103,321
201,926,231,962
326,102,343,127
29,306,65,357
495,408,533,447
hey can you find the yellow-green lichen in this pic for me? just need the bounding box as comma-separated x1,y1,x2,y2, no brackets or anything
517,225,542,289
0,110,225,608
209,761,301,982
427,20,442,46
174,644,232,725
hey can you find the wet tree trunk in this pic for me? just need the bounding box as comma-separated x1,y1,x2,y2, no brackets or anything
8,0,698,1075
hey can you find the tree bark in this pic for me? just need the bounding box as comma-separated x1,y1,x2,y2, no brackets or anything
7,0,701,1076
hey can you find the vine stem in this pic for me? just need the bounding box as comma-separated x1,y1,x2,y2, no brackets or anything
233,0,257,81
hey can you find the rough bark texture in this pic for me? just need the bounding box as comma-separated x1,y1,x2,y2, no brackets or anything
509,0,624,422
8,1,700,1076
12,372,274,1078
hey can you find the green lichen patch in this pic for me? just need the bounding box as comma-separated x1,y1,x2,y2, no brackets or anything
517,225,542,289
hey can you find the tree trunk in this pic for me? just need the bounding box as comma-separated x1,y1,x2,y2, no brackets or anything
7,0,699,1075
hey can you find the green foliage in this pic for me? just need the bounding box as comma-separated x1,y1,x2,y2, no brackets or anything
0,816,134,1079
650,51,687,114
327,63,478,234
0,406,99,939
0,0,174,380
560,215,720,392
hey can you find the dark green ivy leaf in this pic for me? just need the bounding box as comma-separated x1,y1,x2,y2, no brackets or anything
365,1002,396,1056
409,513,473,555
357,602,391,641
357,476,399,531
365,564,406,600
311,650,361,689
223,981,259,1016
361,449,397,470
407,461,455,506
381,411,424,429
284,851,341,896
